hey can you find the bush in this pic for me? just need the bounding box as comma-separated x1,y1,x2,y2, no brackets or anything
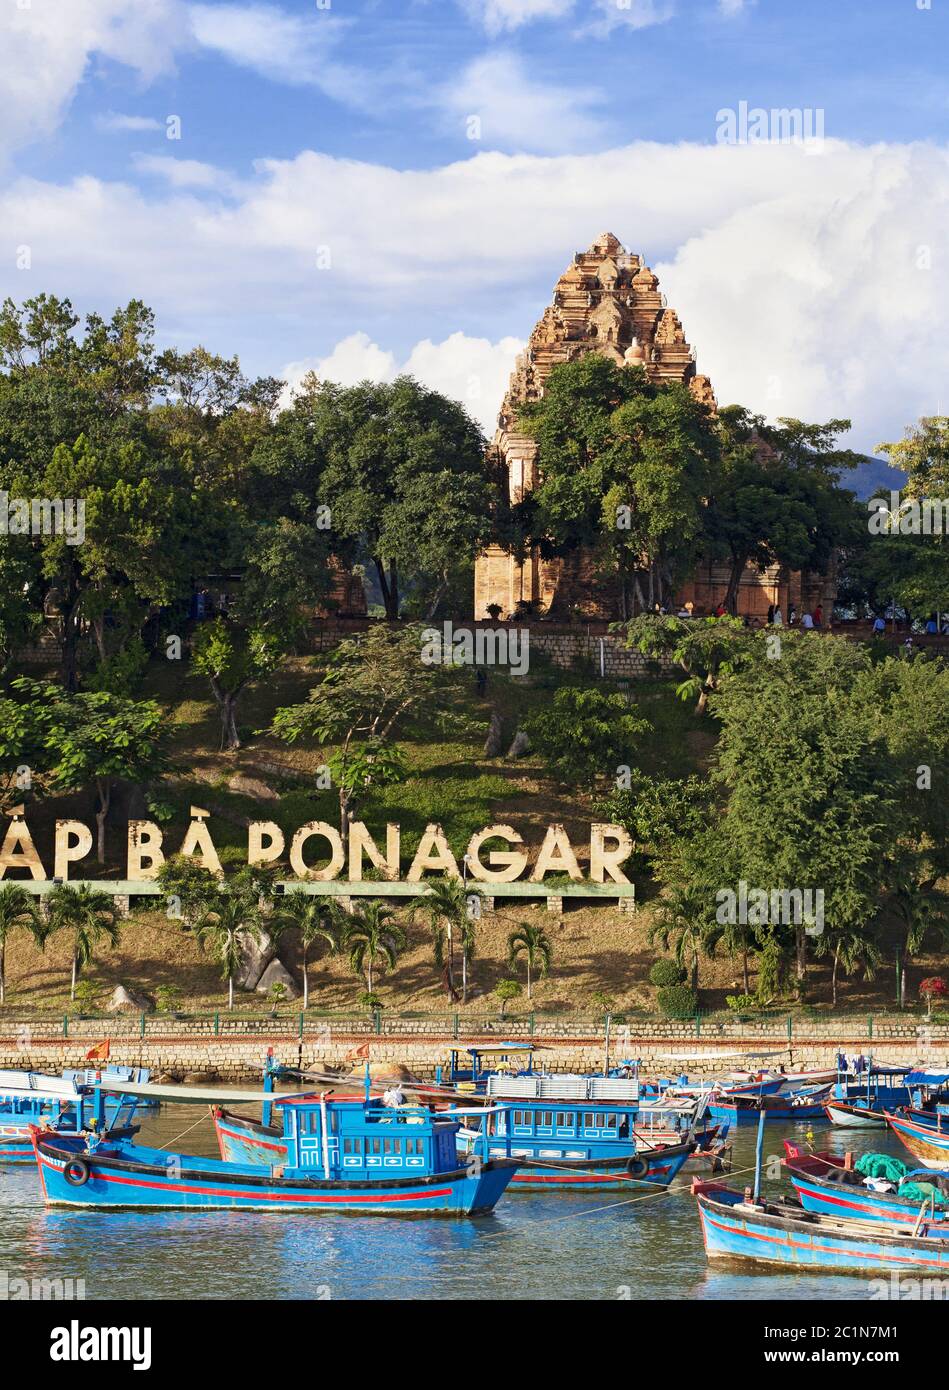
649,959,685,988
657,983,698,1018
726,993,757,1016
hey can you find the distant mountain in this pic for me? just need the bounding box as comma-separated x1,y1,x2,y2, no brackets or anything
839,454,907,500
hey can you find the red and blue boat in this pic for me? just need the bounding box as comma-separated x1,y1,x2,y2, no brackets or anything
782,1141,949,1225
885,1108,949,1168
693,1177,949,1272
31,1081,520,1216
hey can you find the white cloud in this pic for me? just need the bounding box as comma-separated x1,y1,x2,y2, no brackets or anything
459,0,575,34
281,331,524,434
438,52,608,153
96,113,165,133
132,154,240,192
459,0,673,34
3,140,948,452
0,0,187,158
186,2,367,106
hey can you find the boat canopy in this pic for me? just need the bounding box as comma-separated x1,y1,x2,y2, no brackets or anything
906,1070,949,1087
488,1074,640,1102
465,1043,537,1056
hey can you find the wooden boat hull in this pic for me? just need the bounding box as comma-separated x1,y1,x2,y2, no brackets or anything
31,1130,518,1216
823,1101,887,1129
787,1165,949,1225
504,1141,694,1192
886,1110,949,1168
214,1110,289,1165
695,1186,949,1272
0,1125,34,1162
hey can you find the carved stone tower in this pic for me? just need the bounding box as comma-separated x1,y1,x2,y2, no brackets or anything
474,233,716,619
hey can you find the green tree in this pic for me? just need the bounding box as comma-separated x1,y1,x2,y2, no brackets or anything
13,677,168,862
618,613,754,715
343,902,407,993
45,883,119,1001
0,883,44,1005
310,375,489,620
518,355,718,616
270,624,465,839
507,922,552,1000
271,890,338,1011
524,685,650,788
192,618,284,753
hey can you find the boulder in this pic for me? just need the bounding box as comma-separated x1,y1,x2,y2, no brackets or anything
228,773,279,802
483,709,504,757
506,728,531,758
106,984,152,1014
255,957,301,1000
236,929,276,990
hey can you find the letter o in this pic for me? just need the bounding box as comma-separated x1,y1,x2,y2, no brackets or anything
289,822,345,880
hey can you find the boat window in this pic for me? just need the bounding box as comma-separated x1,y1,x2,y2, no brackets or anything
367,1138,382,1155
305,1112,322,1135
555,1112,572,1128
582,1112,595,1128
343,1137,364,1155
384,1138,403,1156
406,1138,424,1155
539,1111,553,1127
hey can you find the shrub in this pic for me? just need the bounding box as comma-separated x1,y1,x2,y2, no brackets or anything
155,985,183,1014
495,979,522,1016
656,983,698,1018
726,993,756,1016
359,991,383,1013
649,959,685,988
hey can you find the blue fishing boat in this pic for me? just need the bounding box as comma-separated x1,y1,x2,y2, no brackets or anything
707,1085,832,1127
822,1064,912,1126
693,1178,949,1272
454,1073,694,1190
31,1082,519,1215
0,1071,139,1162
783,1142,949,1225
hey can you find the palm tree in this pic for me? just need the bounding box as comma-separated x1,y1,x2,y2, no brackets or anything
817,926,883,1008
271,890,338,1011
414,877,480,1002
649,884,711,992
507,922,552,1000
0,883,45,1006
45,883,120,1002
343,902,407,994
193,882,265,1011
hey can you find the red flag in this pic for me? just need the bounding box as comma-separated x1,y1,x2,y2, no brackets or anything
85,1040,110,1061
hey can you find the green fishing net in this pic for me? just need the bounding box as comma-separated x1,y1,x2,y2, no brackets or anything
854,1152,908,1183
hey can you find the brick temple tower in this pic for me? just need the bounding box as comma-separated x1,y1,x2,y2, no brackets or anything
473,233,801,622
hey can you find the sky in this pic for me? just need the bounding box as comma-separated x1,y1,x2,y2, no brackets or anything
1,0,948,452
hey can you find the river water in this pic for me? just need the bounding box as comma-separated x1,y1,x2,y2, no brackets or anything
0,1104,900,1301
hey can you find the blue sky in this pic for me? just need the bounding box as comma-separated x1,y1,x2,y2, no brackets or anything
2,0,948,449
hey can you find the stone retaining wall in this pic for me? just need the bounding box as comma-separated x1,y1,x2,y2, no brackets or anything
3,1017,946,1080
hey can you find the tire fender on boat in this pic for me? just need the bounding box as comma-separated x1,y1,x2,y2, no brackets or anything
63,1157,91,1186
626,1156,650,1179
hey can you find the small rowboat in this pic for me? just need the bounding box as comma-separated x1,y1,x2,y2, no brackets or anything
783,1142,949,1225
693,1178,949,1272
823,1099,887,1129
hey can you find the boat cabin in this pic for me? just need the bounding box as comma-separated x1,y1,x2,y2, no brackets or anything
459,1074,642,1160
272,1096,480,1180
442,1043,538,1093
